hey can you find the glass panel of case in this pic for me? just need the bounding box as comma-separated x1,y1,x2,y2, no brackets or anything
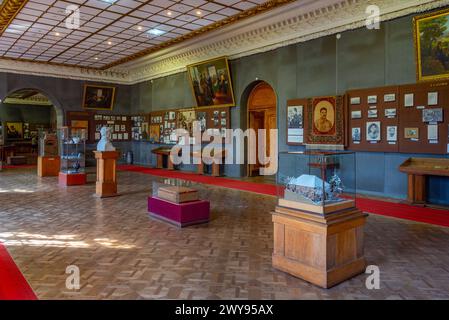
59,127,86,174
277,151,356,214
38,128,58,157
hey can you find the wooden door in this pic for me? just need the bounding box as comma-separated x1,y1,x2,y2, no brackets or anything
247,82,277,176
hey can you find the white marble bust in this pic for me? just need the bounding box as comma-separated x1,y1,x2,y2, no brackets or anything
97,126,116,151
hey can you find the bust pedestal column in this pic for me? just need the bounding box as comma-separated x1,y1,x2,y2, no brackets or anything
94,151,119,198
38,156,60,177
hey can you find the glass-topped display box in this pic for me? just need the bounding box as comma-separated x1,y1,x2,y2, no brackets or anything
59,127,86,174
277,151,356,215
38,129,58,157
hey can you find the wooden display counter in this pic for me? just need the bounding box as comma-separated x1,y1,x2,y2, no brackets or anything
37,156,60,177
152,147,175,170
194,149,227,177
399,157,449,205
272,201,368,288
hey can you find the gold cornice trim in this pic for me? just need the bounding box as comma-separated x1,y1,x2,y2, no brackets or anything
100,0,296,70
0,0,29,36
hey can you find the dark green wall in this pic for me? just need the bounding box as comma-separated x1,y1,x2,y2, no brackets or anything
0,103,54,124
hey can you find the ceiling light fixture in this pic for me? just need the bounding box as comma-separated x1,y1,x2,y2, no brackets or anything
196,10,202,15
167,11,172,16
137,26,143,31
107,41,112,45
148,28,165,36
100,0,118,4
55,32,60,36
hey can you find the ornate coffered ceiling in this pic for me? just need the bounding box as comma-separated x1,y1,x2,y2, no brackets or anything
0,0,449,84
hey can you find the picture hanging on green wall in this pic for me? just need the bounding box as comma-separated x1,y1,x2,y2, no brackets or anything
414,8,449,81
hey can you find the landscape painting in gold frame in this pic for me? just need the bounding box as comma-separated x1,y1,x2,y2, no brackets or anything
82,84,116,110
414,8,449,81
187,57,235,108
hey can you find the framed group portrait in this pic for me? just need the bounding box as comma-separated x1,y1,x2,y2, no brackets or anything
187,56,235,108
82,84,116,110
286,104,304,145
414,8,449,81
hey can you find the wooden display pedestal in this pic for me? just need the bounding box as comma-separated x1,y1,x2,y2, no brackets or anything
37,156,60,177
59,172,87,186
94,151,119,198
272,203,368,288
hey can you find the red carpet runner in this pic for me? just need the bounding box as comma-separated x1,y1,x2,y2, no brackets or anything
118,165,449,228
0,244,37,300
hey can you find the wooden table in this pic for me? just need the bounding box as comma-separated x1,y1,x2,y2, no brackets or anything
193,149,226,177
399,157,449,205
152,147,175,170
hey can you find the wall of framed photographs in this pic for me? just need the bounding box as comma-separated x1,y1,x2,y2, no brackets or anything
346,81,449,154
347,86,400,152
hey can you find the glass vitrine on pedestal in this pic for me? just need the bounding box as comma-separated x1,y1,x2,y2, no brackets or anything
273,150,367,289
58,127,87,186
37,128,60,177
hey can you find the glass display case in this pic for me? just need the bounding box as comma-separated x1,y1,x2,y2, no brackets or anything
38,128,58,157
277,151,356,215
59,127,86,174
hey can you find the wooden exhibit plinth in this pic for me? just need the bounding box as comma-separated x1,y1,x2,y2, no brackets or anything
152,147,175,170
399,157,449,205
148,196,210,227
58,172,87,186
272,203,368,288
37,156,60,177
94,151,119,198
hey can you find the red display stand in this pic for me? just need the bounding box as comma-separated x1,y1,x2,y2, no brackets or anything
58,172,87,186
148,196,210,227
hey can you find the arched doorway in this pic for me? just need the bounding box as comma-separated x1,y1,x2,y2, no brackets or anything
246,81,277,177
0,89,60,166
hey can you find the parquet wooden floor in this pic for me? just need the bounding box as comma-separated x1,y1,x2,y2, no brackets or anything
1,168,449,299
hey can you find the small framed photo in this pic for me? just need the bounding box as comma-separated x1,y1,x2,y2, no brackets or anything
121,125,126,132
213,111,219,118
351,110,362,119
384,108,397,118
428,92,438,106
384,93,396,102
352,127,361,141
221,111,227,118
422,108,443,122
367,95,377,104
122,116,127,121
367,109,378,118
220,118,226,126
366,121,381,141
350,97,361,105
386,126,397,141
404,93,414,107
404,127,419,139
169,112,176,120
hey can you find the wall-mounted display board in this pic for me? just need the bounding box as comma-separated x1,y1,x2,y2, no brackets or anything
94,114,132,142
398,81,449,154
286,99,307,145
346,86,400,152
66,111,92,143
131,115,149,141
148,106,231,145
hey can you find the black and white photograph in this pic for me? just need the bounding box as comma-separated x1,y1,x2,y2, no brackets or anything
221,118,226,126
385,108,397,117
366,121,381,141
367,95,377,104
384,93,396,102
221,111,227,118
197,112,207,131
428,92,438,106
287,106,303,129
422,108,443,122
404,93,414,107
352,127,361,141
350,97,360,105
351,110,362,119
169,112,176,120
368,109,378,118
386,126,397,141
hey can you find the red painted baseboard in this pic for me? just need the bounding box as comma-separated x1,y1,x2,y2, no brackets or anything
0,244,37,300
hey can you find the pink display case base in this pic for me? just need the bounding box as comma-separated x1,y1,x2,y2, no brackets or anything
148,196,210,227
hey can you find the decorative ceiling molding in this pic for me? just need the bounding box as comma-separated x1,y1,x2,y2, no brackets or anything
101,0,297,70
0,0,28,35
1,0,448,84
3,92,52,105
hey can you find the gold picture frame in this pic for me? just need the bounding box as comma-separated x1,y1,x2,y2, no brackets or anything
187,56,235,108
82,84,116,110
414,8,449,82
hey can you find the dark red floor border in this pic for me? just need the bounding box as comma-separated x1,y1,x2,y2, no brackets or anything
118,165,449,228
0,244,37,300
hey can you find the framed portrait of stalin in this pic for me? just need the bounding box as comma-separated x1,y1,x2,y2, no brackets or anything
306,96,345,145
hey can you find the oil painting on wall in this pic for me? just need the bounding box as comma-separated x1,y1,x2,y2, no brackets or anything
187,57,235,108
414,8,449,81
